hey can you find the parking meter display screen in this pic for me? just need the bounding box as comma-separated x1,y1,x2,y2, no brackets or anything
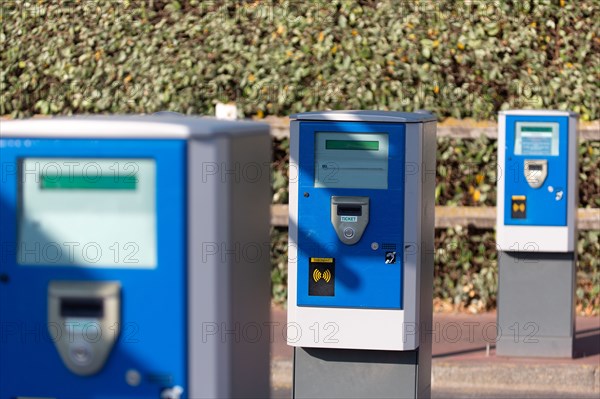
17,158,157,267
314,132,389,189
514,122,559,156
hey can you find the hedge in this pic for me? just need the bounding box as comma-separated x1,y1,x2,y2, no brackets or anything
1,0,599,120
2,0,598,313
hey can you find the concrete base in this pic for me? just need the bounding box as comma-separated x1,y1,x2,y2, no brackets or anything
497,251,575,358
293,347,428,399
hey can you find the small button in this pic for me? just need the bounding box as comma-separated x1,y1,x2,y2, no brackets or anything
371,242,379,250
69,343,93,366
343,227,355,239
126,369,142,386
555,191,563,201
548,186,554,193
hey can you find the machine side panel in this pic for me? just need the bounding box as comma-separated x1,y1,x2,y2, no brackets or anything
228,134,272,398
287,120,301,343
417,121,436,398
188,138,231,399
497,251,575,357
566,115,578,251
293,347,417,399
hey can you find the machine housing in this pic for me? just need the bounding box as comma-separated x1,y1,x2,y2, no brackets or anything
288,111,436,398
497,110,578,252
496,109,578,358
0,115,271,398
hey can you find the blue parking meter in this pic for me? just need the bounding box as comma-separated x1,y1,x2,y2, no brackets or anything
287,111,437,399
0,115,271,398
496,110,579,358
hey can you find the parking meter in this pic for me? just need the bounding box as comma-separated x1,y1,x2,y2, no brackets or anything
287,111,437,398
496,110,579,357
0,115,271,398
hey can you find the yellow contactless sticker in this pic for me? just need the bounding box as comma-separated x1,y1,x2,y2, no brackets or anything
310,257,334,263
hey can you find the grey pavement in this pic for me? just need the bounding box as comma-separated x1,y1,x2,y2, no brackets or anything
269,306,600,398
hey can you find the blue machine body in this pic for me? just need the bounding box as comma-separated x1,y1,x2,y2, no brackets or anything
296,121,405,309
0,138,187,398
503,115,569,226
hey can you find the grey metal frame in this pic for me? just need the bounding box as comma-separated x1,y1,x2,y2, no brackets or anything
497,251,576,358
187,130,272,397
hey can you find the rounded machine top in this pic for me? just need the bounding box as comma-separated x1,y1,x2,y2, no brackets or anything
290,110,437,123
0,114,269,139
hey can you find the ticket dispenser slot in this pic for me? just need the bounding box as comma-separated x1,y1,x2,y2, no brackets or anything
330,196,369,245
524,159,548,188
48,281,120,376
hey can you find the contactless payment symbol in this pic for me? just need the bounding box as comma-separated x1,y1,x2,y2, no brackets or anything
511,195,526,219
309,258,335,296
312,268,332,283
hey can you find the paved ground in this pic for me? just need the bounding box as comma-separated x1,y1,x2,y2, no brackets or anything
269,306,600,398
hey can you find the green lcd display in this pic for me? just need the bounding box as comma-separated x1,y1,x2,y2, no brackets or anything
41,175,137,190
19,158,157,267
325,140,379,151
521,126,554,133
515,122,559,156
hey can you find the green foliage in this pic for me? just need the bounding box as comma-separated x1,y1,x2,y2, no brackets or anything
272,137,289,204
434,226,498,313
1,1,599,120
436,136,498,206
271,227,288,304
579,141,600,208
2,0,597,312
577,230,600,315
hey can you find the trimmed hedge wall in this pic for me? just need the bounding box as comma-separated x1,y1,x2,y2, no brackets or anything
2,1,599,120
2,0,598,313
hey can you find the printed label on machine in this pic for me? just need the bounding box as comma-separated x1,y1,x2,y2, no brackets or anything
511,195,527,219
309,258,335,297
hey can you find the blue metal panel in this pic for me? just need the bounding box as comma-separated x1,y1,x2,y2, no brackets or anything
296,122,405,309
503,115,569,226
0,139,187,398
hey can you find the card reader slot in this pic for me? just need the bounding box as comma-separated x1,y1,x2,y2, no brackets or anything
337,205,362,217
528,164,543,171
60,298,104,318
